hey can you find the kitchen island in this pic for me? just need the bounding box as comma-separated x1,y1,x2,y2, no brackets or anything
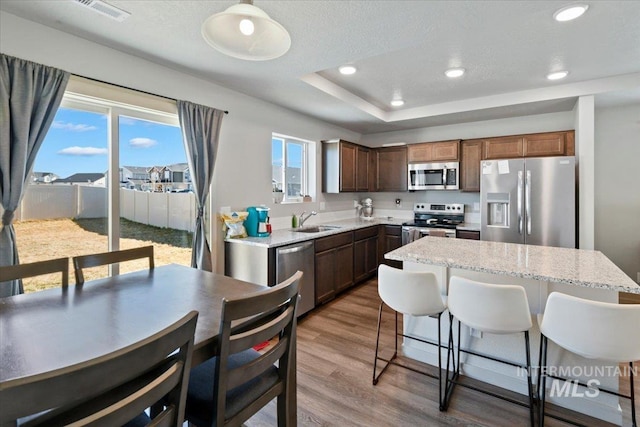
385,237,639,425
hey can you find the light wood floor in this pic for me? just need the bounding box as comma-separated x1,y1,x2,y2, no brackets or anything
246,278,637,426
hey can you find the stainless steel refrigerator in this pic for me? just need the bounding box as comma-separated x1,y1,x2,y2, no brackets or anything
480,156,576,248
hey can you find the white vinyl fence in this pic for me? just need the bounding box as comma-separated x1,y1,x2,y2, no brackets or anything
6,185,196,232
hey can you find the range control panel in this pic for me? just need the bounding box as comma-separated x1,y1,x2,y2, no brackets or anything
413,203,464,214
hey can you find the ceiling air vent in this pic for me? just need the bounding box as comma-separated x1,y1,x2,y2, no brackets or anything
72,0,131,22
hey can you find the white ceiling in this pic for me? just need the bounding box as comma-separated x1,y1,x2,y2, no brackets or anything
1,0,639,134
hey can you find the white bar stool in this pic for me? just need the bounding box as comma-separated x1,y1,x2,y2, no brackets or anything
445,276,535,426
538,292,640,427
373,264,448,410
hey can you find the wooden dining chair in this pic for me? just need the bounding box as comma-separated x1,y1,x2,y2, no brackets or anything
0,257,69,291
72,245,155,285
0,310,198,427
184,271,303,427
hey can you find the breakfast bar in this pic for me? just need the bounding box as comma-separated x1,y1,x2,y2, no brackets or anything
385,237,639,425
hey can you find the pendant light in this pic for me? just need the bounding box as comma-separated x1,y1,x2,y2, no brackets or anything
201,0,291,61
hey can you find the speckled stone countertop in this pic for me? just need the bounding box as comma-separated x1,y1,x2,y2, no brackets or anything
225,217,407,249
385,237,639,294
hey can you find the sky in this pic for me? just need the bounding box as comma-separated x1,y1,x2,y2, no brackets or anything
35,107,186,179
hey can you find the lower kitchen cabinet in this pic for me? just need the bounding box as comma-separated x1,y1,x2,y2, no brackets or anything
380,225,402,269
354,226,378,283
315,231,354,304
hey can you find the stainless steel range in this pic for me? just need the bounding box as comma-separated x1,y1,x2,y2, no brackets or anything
402,203,465,244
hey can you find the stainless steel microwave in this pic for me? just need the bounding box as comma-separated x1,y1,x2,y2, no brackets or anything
408,161,459,190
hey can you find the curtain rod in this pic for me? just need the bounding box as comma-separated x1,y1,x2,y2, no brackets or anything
71,73,229,114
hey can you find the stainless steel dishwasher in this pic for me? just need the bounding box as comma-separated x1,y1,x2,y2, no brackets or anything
276,241,315,317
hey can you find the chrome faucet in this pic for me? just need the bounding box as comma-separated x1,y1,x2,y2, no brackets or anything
298,211,317,227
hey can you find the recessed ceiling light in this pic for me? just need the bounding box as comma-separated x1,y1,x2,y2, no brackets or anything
553,4,589,22
390,99,405,107
445,68,465,78
547,71,569,80
338,65,357,75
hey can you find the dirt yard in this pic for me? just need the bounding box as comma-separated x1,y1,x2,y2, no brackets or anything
12,218,192,293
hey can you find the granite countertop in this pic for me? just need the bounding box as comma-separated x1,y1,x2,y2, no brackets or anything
385,237,640,294
225,217,407,249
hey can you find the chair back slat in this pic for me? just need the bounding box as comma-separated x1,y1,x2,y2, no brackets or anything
0,257,69,290
228,306,294,353
73,246,154,285
0,311,198,426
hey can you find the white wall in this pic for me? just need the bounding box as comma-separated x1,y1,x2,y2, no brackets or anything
594,103,640,281
1,11,360,272
574,96,595,249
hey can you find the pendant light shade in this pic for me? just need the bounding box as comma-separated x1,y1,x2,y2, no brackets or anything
201,1,291,61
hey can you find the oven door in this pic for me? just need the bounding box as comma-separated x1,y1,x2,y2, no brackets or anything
420,228,457,238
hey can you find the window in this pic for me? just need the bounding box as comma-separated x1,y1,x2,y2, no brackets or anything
272,134,313,203
14,77,195,292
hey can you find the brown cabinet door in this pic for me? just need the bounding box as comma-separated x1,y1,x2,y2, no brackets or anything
315,250,335,304
523,132,566,157
407,143,433,163
354,236,378,283
460,140,482,192
383,229,403,269
356,146,370,191
483,136,524,159
340,142,357,192
432,140,460,161
408,140,459,162
335,244,354,292
353,239,367,283
365,236,378,276
376,147,407,191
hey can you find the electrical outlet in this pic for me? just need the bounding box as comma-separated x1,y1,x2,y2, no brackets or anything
320,202,326,211
637,272,640,284
353,200,359,208
473,202,480,212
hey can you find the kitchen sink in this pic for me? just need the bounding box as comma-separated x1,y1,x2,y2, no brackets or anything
292,225,341,233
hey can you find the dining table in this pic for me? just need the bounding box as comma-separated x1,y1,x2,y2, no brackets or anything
0,263,296,424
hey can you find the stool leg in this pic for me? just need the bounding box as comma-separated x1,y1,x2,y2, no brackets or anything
538,335,548,427
524,331,534,427
630,361,636,427
372,301,384,385
443,313,455,410
437,313,443,411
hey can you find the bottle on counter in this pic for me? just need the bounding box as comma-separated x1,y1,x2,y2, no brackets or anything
291,214,298,229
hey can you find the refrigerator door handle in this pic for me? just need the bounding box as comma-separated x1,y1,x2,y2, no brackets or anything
526,170,532,235
517,171,523,235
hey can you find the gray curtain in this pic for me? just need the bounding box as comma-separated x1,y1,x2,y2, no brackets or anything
177,100,224,271
0,55,70,296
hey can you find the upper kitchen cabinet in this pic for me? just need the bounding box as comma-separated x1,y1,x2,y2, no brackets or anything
460,140,483,192
483,130,575,160
322,139,370,193
375,146,407,191
482,135,524,159
407,140,460,163
523,131,575,157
